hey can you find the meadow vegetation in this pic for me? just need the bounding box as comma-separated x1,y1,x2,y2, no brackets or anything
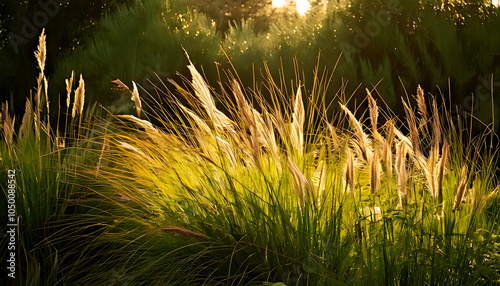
1,29,500,285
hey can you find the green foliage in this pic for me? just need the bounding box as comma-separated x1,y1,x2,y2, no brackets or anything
0,0,134,115
56,59,500,285
52,0,221,114
47,0,500,133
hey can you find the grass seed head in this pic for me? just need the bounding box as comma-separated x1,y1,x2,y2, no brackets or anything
66,71,75,109
340,103,372,162
396,140,408,209
436,140,449,202
371,148,381,194
432,97,442,149
19,98,33,139
291,87,305,157
366,88,379,134
1,102,15,146
416,85,429,128
72,75,85,118
344,147,355,195
403,101,421,157
383,121,395,177
34,28,46,72
131,81,142,117
454,165,468,211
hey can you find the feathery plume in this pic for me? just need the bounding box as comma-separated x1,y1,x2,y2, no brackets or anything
383,121,395,178
34,29,46,72
111,79,132,92
131,81,142,117
72,75,85,118
395,140,408,209
436,140,449,202
288,157,311,206
371,147,381,194
118,115,159,136
312,160,326,204
178,104,211,135
66,71,74,109
425,145,438,197
328,124,340,150
344,148,355,195
232,80,253,128
431,97,441,149
366,88,378,134
19,98,33,139
216,136,237,166
402,101,421,157
1,102,15,146
416,85,429,129
188,63,233,132
291,87,305,157
340,103,372,162
453,166,468,211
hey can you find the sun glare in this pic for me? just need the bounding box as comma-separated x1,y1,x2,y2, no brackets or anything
296,0,311,15
272,0,312,16
272,0,287,8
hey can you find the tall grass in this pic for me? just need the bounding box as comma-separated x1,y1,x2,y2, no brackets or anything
2,31,499,285
68,58,500,284
0,31,102,285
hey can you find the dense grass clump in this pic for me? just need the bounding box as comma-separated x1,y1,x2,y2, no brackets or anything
69,61,500,284
2,31,500,285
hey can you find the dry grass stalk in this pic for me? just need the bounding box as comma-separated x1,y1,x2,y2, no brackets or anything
118,115,159,137
232,80,253,129
371,148,381,194
344,147,355,195
431,97,441,149
395,140,408,209
160,226,206,238
1,102,15,146
188,63,233,132
394,127,413,150
453,165,468,211
312,160,326,204
72,75,85,118
19,98,33,139
402,101,422,157
383,121,395,178
216,136,237,166
340,103,372,162
288,157,311,206
66,71,75,108
131,81,142,117
328,124,340,150
111,79,132,93
291,87,305,157
366,89,379,134
253,109,280,162
416,85,429,129
425,146,438,197
95,136,110,177
436,140,449,202
232,81,278,162
178,104,211,135
34,28,46,72
44,76,49,114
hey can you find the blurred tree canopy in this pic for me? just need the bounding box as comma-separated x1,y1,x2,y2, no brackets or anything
0,0,134,111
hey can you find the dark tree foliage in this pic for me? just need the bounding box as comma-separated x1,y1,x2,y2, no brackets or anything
184,0,274,33
0,0,134,113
